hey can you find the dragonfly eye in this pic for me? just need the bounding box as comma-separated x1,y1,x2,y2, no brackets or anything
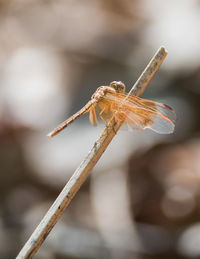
110,81,125,93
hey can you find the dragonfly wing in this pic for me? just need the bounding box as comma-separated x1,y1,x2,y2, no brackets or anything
89,107,98,126
124,108,175,134
104,92,176,134
138,99,176,123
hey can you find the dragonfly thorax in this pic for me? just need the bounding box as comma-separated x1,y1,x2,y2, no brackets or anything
110,81,125,93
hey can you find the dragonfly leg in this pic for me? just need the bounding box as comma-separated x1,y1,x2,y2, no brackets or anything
99,108,108,125
107,104,112,121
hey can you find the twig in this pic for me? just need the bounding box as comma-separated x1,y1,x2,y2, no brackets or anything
16,46,168,259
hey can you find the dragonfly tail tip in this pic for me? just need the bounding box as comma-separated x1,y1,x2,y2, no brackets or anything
47,132,54,138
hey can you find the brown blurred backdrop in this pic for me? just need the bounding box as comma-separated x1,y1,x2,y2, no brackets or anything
0,1,200,258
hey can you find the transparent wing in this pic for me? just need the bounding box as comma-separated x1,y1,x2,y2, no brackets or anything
89,107,98,126
103,92,176,134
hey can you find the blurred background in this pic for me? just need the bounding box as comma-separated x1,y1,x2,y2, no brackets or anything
0,0,200,258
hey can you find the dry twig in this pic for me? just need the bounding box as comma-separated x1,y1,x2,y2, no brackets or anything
16,46,168,259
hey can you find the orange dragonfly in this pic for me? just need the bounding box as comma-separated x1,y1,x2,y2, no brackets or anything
48,81,175,137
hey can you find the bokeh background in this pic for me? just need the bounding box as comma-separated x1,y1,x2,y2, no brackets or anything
1,1,200,258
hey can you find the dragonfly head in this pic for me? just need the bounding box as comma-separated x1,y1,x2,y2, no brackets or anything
110,81,125,93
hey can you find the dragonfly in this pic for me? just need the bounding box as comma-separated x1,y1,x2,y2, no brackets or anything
48,81,175,137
